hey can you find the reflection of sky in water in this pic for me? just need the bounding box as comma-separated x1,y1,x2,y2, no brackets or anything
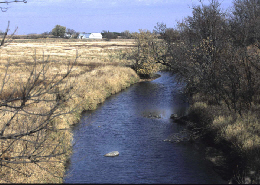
65,71,226,184
131,72,189,119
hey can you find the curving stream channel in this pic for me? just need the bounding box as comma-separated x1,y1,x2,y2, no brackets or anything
64,71,226,184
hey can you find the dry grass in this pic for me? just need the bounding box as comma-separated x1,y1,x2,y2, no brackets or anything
212,112,260,151
0,39,139,183
0,39,135,66
60,65,139,126
190,94,260,152
188,94,260,182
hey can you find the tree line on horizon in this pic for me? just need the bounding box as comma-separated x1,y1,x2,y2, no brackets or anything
0,25,136,40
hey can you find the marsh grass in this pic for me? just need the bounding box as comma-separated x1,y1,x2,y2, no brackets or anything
187,94,260,183
0,39,139,183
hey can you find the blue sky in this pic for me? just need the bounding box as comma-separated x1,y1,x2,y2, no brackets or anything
0,0,233,35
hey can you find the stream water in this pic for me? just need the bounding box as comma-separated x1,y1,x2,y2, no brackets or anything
64,71,226,184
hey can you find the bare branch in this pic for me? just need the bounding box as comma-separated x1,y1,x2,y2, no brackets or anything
0,51,78,181
0,0,27,3
0,21,9,47
0,0,27,12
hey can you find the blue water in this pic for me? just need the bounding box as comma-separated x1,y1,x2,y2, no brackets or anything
64,71,226,184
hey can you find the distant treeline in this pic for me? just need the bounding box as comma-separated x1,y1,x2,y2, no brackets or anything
101,30,133,40
5,30,135,40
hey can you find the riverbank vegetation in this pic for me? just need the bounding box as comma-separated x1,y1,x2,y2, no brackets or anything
174,0,260,181
130,0,260,183
0,40,139,183
1,0,260,183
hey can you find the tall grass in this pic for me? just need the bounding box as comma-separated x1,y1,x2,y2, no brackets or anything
0,39,139,183
187,95,260,183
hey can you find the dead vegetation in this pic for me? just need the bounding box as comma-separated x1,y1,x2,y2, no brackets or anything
0,39,139,183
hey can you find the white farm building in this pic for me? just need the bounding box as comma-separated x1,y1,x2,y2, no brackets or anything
78,33,102,39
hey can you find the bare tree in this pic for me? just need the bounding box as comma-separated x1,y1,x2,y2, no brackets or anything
146,0,256,114
0,52,78,182
230,0,260,47
0,0,82,182
0,21,18,47
153,0,260,115
0,0,25,46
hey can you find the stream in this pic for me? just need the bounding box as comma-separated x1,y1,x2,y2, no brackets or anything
64,71,226,184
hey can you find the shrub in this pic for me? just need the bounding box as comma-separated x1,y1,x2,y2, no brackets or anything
132,30,161,77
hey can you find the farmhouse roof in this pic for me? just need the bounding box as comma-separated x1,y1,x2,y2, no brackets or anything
91,33,102,37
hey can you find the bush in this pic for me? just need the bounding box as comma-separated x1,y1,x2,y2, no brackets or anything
131,30,161,77
52,25,66,38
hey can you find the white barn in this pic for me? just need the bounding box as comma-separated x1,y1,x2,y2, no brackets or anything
78,33,102,39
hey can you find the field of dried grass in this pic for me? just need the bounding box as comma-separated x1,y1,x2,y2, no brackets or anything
0,39,139,183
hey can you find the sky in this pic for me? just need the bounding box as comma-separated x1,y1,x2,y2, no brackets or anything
0,0,234,35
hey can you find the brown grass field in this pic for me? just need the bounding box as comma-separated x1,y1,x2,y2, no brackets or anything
0,39,139,183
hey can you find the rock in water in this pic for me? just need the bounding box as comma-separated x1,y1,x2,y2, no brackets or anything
170,114,178,119
104,151,119,157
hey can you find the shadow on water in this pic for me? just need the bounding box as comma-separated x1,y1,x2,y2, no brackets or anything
64,71,227,184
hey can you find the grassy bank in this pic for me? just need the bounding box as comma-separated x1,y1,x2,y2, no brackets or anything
178,94,260,183
0,39,139,183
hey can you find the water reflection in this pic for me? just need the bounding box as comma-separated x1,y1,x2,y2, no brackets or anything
64,71,226,184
